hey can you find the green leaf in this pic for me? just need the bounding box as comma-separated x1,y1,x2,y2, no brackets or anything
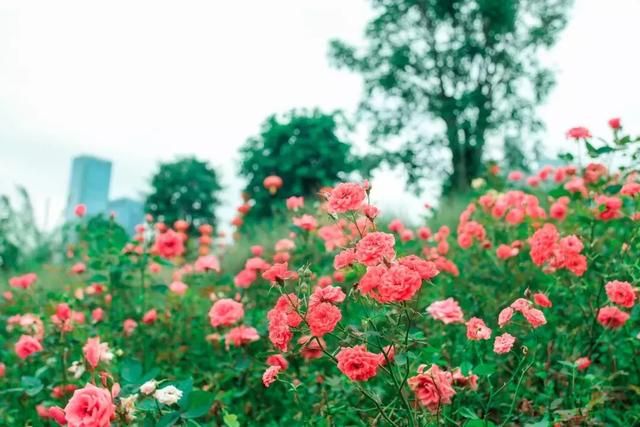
473,363,496,376
153,255,175,267
234,356,250,371
141,368,160,383
604,184,622,195
584,140,598,157
136,398,158,412
20,376,43,396
616,135,631,145
181,390,214,419
34,365,49,378
458,406,479,419
548,186,569,199
223,412,240,427
596,145,615,154
558,152,574,162
157,411,181,427
460,361,473,376
143,414,156,427
464,420,496,427
394,352,408,366
120,358,143,384
558,361,576,369
151,284,168,294
171,378,193,408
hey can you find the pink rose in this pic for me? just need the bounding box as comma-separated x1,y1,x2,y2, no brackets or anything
427,298,464,324
169,281,188,295
195,255,220,273
74,204,87,217
64,384,115,427
493,333,516,354
355,232,396,266
225,326,260,348
605,280,636,308
408,364,456,412
465,317,492,340
15,335,43,360
498,307,514,328
142,308,158,325
208,299,244,327
327,183,366,213
82,337,103,369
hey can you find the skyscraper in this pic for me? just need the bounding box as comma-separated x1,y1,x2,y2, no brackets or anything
108,197,144,234
65,155,112,220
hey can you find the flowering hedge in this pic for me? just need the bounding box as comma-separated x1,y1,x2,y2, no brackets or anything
1,119,639,426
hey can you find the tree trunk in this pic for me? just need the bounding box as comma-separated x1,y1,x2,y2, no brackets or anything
444,117,470,194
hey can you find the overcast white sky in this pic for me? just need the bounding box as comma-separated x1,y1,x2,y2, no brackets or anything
1,0,639,230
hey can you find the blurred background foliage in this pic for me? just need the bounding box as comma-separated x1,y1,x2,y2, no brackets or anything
329,0,571,194
145,157,223,230
2,0,576,272
0,187,53,272
239,109,357,219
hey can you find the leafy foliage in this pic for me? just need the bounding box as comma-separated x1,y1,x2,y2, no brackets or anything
239,109,357,218
0,187,51,271
329,0,572,193
0,123,638,426
145,157,222,229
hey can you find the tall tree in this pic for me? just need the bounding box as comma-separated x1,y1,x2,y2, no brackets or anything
0,187,50,271
145,157,222,228
240,109,356,218
330,0,571,193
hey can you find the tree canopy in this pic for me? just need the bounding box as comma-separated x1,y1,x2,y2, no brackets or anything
330,0,572,193
145,157,222,228
240,109,357,218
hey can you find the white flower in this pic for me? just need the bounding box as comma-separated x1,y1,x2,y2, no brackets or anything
119,394,138,422
99,343,114,363
139,379,157,395
68,360,86,379
471,178,486,189
154,385,182,405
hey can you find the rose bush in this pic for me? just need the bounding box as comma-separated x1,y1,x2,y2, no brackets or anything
0,119,639,426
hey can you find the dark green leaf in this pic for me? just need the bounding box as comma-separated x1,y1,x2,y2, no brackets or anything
120,359,143,384
181,390,214,419
157,411,181,427
473,363,496,376
604,184,622,195
464,421,496,427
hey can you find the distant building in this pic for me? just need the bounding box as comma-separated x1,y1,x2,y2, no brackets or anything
65,155,144,234
108,197,144,234
65,155,112,221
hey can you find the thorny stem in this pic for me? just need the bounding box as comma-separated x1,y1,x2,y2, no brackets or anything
483,354,528,421
350,211,365,239
283,288,400,426
312,336,399,427
585,270,605,356
501,359,535,426
368,319,416,427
